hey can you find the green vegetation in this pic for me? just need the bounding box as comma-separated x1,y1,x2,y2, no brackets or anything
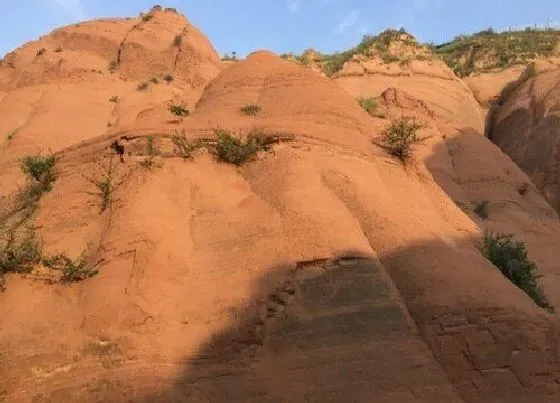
173,35,182,47
43,250,99,284
214,129,263,165
375,118,423,161
163,74,174,83
21,154,57,189
0,230,42,290
109,96,118,103
168,104,189,117
321,29,418,76
0,153,57,229
0,153,98,289
240,104,261,116
142,14,154,22
433,28,560,77
171,130,205,159
474,200,490,219
357,96,378,116
150,77,159,84
213,129,289,166
83,155,127,213
139,136,158,169
480,230,552,311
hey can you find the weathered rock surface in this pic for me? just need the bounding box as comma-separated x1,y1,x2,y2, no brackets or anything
1,11,560,403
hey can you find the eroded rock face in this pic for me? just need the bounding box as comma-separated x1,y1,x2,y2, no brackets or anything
2,13,560,403
0,7,222,194
490,66,560,213
333,52,485,133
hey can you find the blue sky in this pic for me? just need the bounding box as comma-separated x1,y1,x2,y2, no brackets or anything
1,0,559,57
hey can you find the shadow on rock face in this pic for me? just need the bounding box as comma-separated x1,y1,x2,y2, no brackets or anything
131,245,560,403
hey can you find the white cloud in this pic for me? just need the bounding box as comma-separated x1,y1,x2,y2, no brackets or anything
335,9,360,34
49,0,88,21
287,0,336,13
287,0,302,12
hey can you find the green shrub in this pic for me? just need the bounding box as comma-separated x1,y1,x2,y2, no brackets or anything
21,154,56,185
173,35,182,47
480,231,552,311
142,14,154,22
240,104,261,116
0,231,42,290
163,74,174,83
474,200,490,219
83,155,127,213
169,104,189,117
150,77,158,84
214,129,276,166
43,251,99,284
357,96,378,116
376,118,423,161
171,131,204,159
139,136,158,169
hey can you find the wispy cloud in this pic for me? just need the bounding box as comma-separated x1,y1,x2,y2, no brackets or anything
335,9,361,34
50,0,88,21
287,0,302,12
287,0,336,13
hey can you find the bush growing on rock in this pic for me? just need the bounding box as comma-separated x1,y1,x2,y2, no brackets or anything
357,96,378,116
376,118,423,161
240,104,261,116
169,104,189,117
480,230,552,312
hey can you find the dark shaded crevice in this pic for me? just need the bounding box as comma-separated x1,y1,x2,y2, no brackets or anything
172,27,189,71
116,23,140,66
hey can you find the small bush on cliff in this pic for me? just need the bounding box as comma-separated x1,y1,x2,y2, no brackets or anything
376,118,423,161
474,200,489,219
214,129,283,166
169,104,189,117
0,231,42,290
171,130,204,159
480,230,552,312
357,96,378,116
21,154,56,184
15,153,58,217
173,35,182,47
83,155,128,213
139,136,159,169
43,251,99,284
163,74,174,83
240,104,261,116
